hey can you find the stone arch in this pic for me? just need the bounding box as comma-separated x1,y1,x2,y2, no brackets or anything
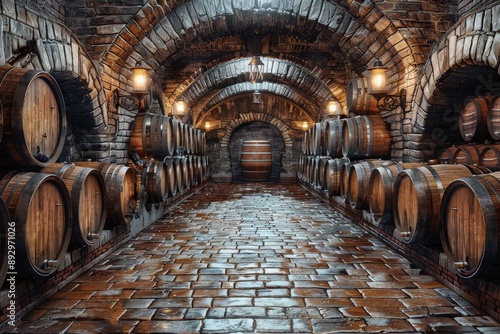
100,0,415,113
221,113,293,148
405,2,500,161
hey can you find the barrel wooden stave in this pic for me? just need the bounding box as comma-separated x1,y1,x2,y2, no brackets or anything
0,172,71,277
479,144,500,171
326,158,348,198
324,118,343,158
0,66,66,168
393,164,489,246
347,160,387,210
142,159,169,203
436,146,459,164
452,144,487,165
368,162,425,227
240,140,272,182
459,96,493,142
341,115,390,159
41,163,107,246
440,173,500,279
129,113,174,159
487,96,500,140
346,78,379,115
75,162,137,225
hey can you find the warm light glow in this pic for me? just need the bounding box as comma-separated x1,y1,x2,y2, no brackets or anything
302,121,308,130
327,100,341,115
248,56,264,83
368,60,388,96
131,61,150,94
205,121,211,130
175,101,187,115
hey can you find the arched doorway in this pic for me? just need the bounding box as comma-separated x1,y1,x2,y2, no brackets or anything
229,121,285,182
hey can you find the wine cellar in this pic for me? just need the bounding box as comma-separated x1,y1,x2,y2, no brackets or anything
1,0,500,332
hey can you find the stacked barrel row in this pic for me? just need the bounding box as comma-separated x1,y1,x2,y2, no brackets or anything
0,66,146,284
457,95,500,143
129,112,209,206
302,114,391,159
300,136,500,280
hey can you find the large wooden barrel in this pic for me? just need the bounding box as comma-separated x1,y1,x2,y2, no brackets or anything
347,160,387,210
324,118,343,158
0,66,66,168
0,198,10,286
339,160,355,199
479,144,500,171
459,96,494,142
75,162,137,225
129,112,174,159
318,157,331,191
325,158,348,198
392,164,490,246
487,96,500,140
341,115,391,159
174,157,187,192
142,158,169,203
452,144,486,165
240,140,272,182
368,162,425,227
440,173,500,279
302,130,310,155
41,163,107,246
346,78,379,115
0,172,71,277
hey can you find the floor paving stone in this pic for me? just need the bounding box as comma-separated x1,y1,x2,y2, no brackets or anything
5,183,500,333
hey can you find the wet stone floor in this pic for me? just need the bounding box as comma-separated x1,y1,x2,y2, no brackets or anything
6,183,500,333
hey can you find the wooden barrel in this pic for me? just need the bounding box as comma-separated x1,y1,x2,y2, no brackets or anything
172,120,184,156
192,155,202,186
452,144,487,165
487,95,500,140
346,78,379,115
41,163,107,246
459,96,494,142
0,198,10,286
342,115,391,159
339,160,355,199
182,123,193,155
129,112,174,159
318,157,331,191
310,123,324,156
347,160,387,210
324,118,343,158
440,172,500,279
75,162,137,225
392,164,490,246
0,66,66,168
174,157,186,192
0,172,71,277
240,140,272,182
163,157,177,197
436,146,459,164
302,130,310,155
479,144,500,171
368,162,425,227
325,158,348,198
142,159,169,203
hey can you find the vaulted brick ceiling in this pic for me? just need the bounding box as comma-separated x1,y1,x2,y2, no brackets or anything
66,0,457,122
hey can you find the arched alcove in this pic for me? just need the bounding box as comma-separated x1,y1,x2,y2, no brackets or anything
229,122,285,182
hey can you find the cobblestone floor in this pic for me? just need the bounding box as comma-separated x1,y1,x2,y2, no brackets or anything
6,183,500,333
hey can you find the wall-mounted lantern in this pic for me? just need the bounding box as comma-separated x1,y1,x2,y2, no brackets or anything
248,56,264,83
302,121,308,130
326,100,342,116
205,121,211,131
173,100,188,119
367,60,406,112
114,61,152,112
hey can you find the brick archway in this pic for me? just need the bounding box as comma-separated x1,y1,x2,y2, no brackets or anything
405,2,500,161
221,113,293,148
